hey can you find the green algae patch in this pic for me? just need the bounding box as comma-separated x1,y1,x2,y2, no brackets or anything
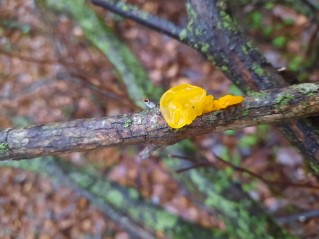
292,83,319,96
0,142,9,153
106,190,124,208
275,92,294,107
179,29,187,41
251,63,265,77
153,211,178,231
124,118,133,128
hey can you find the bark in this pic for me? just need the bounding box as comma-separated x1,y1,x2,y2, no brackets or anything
1,83,318,161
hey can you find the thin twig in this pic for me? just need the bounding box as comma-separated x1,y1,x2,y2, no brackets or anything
175,161,210,173
212,153,319,190
277,210,319,225
170,153,319,190
0,48,65,65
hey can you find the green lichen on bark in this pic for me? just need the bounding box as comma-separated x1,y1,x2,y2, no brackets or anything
218,10,238,31
201,43,210,53
0,142,9,153
179,29,188,41
185,2,197,31
275,92,294,107
184,1,218,63
251,63,266,77
291,83,319,96
309,160,319,176
221,65,229,72
105,190,124,208
241,41,255,55
242,109,249,117
115,1,148,20
241,44,248,54
124,118,133,128
247,91,267,98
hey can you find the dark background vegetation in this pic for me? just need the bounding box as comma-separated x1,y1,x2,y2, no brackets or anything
0,0,319,238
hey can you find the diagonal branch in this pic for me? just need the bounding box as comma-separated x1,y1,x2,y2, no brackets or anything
91,0,182,40
1,83,319,161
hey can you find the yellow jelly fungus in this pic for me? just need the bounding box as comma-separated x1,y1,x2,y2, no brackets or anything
160,83,244,129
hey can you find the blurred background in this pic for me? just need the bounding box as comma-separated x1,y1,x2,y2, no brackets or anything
0,0,319,238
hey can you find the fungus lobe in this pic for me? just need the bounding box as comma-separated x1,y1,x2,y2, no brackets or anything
160,83,243,129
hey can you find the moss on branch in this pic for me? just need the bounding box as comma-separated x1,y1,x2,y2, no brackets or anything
1,83,319,161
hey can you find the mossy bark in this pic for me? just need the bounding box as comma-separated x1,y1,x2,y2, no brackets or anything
1,82,318,162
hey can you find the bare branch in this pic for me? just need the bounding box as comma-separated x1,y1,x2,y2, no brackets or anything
91,0,182,40
1,83,319,161
277,210,319,225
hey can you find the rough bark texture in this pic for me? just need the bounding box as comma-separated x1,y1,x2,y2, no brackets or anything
1,83,319,161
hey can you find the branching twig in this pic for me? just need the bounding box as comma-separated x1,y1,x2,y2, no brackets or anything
172,154,319,190
212,153,319,190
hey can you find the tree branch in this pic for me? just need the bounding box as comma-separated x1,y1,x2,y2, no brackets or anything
91,0,182,40
1,83,319,161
